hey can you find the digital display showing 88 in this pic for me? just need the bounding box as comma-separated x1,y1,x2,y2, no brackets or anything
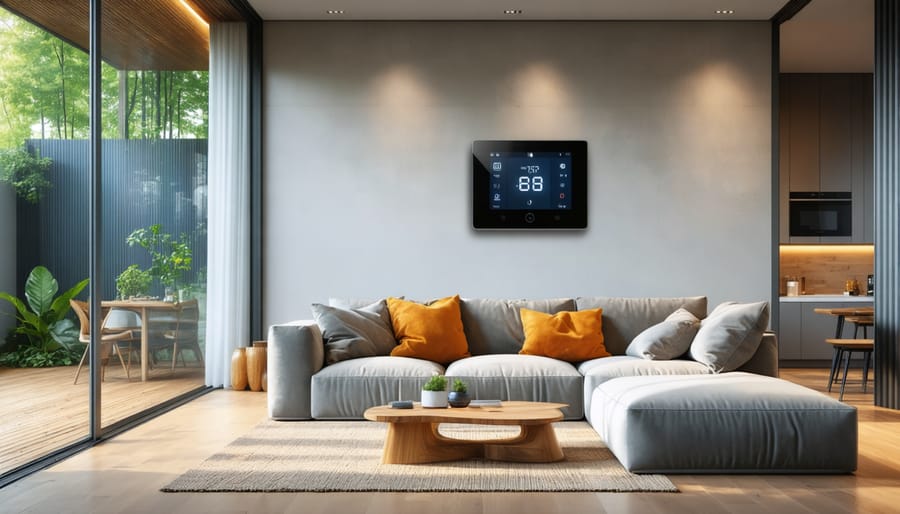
488,151,572,210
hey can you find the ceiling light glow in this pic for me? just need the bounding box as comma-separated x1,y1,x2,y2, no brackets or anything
327,10,345,15
504,9,523,15
715,9,735,14
180,0,209,27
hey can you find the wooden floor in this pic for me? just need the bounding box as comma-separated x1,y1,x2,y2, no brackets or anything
0,363,204,475
1,367,900,513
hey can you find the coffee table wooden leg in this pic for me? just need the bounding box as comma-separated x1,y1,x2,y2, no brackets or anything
382,422,483,464
484,423,564,463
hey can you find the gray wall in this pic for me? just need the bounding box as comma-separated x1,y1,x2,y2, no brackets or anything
263,21,773,326
0,183,15,340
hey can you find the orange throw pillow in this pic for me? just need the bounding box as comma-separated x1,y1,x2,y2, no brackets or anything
519,307,610,362
388,295,471,365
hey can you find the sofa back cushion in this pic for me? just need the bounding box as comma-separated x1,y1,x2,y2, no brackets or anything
574,296,707,355
460,298,576,355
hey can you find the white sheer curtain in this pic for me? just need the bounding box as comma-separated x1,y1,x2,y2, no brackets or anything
205,22,249,387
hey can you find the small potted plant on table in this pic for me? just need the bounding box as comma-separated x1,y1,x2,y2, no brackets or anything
421,375,448,408
448,378,471,408
116,264,152,299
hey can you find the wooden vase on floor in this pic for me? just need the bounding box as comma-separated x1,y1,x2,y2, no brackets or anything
231,348,248,391
246,347,267,392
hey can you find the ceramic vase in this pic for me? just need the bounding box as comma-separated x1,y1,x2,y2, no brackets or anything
421,390,449,408
246,347,267,392
230,348,248,390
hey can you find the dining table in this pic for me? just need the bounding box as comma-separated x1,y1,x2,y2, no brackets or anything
102,299,180,382
813,305,875,339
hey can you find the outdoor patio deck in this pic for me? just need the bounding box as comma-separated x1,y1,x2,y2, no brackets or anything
0,363,204,475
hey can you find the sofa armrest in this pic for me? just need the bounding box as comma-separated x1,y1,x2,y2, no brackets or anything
736,331,779,377
268,320,324,420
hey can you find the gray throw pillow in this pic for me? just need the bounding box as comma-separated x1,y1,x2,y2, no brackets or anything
689,301,770,373
311,300,397,365
460,298,576,355
626,308,700,360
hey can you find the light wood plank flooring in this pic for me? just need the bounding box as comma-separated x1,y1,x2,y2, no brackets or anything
1,368,899,514
0,363,204,475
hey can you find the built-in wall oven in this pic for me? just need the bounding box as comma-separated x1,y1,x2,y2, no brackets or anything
789,192,852,237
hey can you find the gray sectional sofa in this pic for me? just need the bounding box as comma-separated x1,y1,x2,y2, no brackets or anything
268,295,858,473
267,295,777,420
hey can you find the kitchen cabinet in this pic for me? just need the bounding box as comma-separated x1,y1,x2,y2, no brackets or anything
778,302,802,360
786,74,820,193
778,298,874,362
779,73,874,244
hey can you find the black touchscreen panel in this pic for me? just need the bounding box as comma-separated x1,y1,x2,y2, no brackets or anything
473,140,587,229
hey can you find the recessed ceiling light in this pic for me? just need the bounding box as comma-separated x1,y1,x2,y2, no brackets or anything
504,9,522,15
716,9,735,14
327,10,344,15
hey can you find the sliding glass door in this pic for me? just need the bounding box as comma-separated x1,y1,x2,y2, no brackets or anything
98,0,211,428
0,0,257,484
0,2,91,479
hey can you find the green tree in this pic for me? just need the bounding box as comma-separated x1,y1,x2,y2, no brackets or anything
0,9,208,146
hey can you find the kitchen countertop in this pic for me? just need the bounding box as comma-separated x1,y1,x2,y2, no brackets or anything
779,294,874,303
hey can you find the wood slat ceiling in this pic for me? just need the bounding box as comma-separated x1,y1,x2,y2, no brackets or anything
0,0,247,71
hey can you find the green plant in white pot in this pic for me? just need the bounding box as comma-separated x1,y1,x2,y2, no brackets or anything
421,375,448,408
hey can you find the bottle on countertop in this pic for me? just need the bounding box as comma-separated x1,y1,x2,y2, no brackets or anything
868,274,874,296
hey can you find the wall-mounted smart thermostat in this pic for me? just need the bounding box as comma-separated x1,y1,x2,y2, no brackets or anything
472,140,587,229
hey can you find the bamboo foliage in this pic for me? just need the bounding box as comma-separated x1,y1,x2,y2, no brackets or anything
0,10,208,148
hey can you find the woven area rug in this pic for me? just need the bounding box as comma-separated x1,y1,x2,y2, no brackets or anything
162,421,676,493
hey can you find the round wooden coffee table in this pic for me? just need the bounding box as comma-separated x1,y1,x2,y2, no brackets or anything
363,401,567,464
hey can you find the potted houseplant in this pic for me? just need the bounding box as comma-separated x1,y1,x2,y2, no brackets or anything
126,224,193,301
116,264,152,299
448,378,471,407
421,375,448,408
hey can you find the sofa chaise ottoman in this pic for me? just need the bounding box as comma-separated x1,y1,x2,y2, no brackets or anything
590,372,858,473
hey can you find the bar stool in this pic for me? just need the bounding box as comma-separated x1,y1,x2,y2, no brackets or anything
825,338,874,401
846,316,874,338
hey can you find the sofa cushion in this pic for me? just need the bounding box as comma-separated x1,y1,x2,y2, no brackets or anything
329,297,394,309
625,308,700,361
578,355,710,423
519,307,610,362
689,301,770,373
589,373,857,473
311,356,445,419
311,300,397,365
388,295,471,365
574,296,707,355
460,297,576,355
445,354,583,420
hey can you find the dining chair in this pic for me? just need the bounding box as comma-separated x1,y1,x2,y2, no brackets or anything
102,308,143,367
71,300,136,384
162,299,203,369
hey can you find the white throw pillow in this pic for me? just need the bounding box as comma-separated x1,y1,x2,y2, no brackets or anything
626,308,700,360
689,301,769,373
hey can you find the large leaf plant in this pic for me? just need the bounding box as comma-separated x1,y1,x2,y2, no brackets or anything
0,266,89,367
